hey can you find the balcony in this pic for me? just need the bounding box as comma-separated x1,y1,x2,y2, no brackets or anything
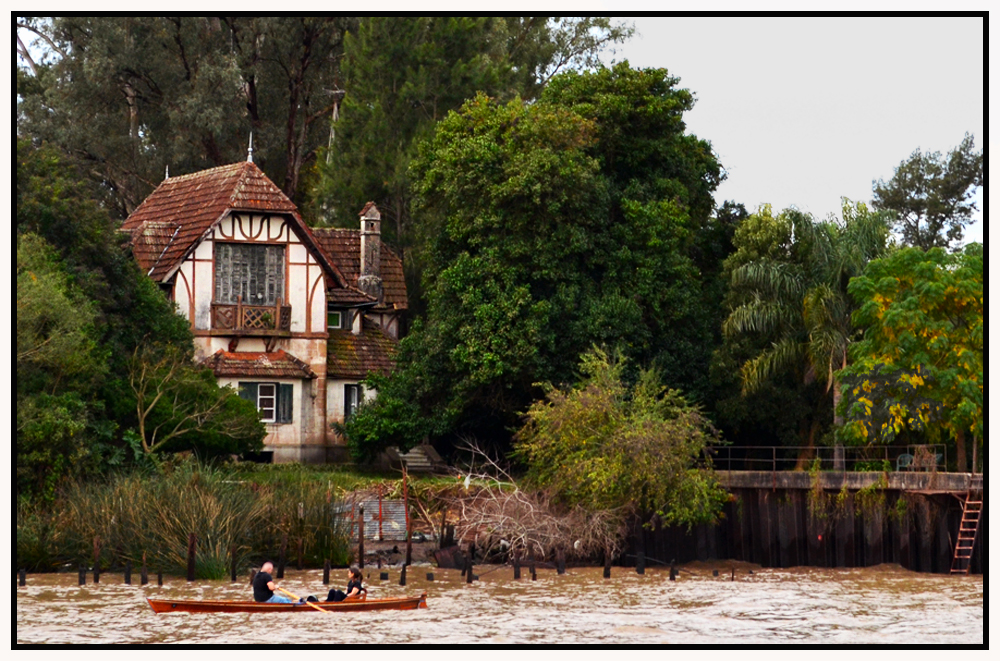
211,297,291,336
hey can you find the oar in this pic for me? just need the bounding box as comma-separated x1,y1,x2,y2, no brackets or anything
277,587,330,614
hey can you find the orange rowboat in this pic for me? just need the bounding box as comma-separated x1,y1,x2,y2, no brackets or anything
147,592,427,614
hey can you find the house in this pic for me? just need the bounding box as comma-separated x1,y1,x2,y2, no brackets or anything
121,159,407,463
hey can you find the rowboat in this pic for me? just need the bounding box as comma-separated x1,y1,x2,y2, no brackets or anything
147,592,427,613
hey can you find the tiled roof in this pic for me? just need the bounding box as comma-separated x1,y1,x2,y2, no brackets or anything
327,318,398,379
121,162,346,287
312,228,408,311
201,349,318,379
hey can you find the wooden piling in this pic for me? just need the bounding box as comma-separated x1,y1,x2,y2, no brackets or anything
19,568,26,587
358,506,365,569
513,552,521,580
157,571,163,586
141,554,149,586
399,565,407,586
636,551,645,575
426,572,434,581
669,560,677,581
603,551,611,579
439,510,447,550
297,539,304,571
557,550,566,575
93,537,101,583
186,533,197,581
277,534,287,579
530,560,537,581
124,561,132,585
403,465,412,566
78,566,86,586
323,559,330,585
465,554,473,584
380,571,389,581
230,545,237,582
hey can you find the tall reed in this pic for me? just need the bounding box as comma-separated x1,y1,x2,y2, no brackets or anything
16,462,353,576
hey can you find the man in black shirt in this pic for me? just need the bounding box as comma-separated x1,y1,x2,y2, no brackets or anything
253,562,294,603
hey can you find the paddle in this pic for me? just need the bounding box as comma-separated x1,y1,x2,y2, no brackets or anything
277,587,330,614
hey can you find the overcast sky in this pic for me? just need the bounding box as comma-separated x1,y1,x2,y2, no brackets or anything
601,16,985,244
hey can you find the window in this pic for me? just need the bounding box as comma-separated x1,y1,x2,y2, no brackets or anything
215,243,285,305
239,382,293,423
344,384,361,420
327,310,343,330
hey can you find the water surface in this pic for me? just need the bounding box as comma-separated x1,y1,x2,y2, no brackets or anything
15,561,983,645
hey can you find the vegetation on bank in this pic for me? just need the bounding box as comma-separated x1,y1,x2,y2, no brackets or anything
16,18,983,546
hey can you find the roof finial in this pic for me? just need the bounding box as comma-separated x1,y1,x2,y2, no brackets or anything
165,165,169,180
247,132,254,163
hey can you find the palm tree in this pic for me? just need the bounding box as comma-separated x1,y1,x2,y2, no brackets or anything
723,200,890,455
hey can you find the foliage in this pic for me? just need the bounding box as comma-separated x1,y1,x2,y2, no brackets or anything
17,17,357,212
127,345,266,457
343,63,725,459
16,461,353,575
838,246,983,470
719,200,891,451
872,134,984,250
513,348,727,528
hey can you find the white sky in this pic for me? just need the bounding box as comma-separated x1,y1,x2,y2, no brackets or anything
602,16,985,244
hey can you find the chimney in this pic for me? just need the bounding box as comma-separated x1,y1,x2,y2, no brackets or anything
357,202,383,304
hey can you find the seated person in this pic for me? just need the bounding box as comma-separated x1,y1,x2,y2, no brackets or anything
253,561,294,603
325,565,367,602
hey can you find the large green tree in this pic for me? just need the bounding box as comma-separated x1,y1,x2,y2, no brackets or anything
872,134,983,250
17,16,356,213
839,245,983,471
342,63,724,459
719,200,891,455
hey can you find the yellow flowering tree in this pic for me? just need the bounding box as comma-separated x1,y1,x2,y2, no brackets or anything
839,245,983,471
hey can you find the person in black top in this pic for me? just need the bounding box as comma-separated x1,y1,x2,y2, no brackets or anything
253,561,294,603
325,565,366,602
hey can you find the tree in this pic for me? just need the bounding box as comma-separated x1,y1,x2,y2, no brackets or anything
513,347,727,528
872,134,983,250
341,64,725,459
839,245,983,471
127,345,266,458
17,233,105,496
307,17,633,312
17,17,356,213
720,200,891,455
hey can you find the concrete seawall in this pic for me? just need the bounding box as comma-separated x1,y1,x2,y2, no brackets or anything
631,471,985,575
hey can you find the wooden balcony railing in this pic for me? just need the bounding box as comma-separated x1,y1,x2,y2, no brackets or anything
211,297,291,333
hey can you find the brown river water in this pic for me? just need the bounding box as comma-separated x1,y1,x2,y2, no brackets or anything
15,561,983,645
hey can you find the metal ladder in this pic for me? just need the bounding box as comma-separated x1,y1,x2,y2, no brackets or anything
950,475,983,575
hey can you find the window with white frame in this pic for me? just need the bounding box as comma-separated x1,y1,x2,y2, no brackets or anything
239,382,293,423
344,384,361,420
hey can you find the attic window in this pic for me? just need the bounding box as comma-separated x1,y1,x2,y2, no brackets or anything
215,243,285,306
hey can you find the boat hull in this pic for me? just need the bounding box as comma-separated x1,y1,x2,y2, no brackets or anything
147,593,427,613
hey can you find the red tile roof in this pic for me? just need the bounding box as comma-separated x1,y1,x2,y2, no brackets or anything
201,349,318,379
312,228,408,311
327,318,399,379
122,161,346,287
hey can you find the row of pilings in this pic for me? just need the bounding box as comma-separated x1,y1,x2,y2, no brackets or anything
629,471,985,575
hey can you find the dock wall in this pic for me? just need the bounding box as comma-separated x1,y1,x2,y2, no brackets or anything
632,471,985,575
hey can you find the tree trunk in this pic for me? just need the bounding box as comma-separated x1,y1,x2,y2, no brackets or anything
955,428,967,473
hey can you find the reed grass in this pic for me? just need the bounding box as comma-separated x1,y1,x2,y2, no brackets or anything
16,461,353,575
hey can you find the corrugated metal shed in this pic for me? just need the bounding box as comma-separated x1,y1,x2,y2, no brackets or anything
338,495,410,541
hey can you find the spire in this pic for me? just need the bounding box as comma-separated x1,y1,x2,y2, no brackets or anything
247,132,254,163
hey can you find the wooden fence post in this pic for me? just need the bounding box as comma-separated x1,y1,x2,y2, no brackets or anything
277,534,287,579
358,506,365,569
323,559,330,585
186,533,197,581
124,561,132,585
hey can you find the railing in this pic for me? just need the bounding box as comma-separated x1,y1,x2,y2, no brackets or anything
211,297,291,333
707,445,949,473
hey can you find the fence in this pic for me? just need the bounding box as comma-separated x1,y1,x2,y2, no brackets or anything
707,444,949,473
